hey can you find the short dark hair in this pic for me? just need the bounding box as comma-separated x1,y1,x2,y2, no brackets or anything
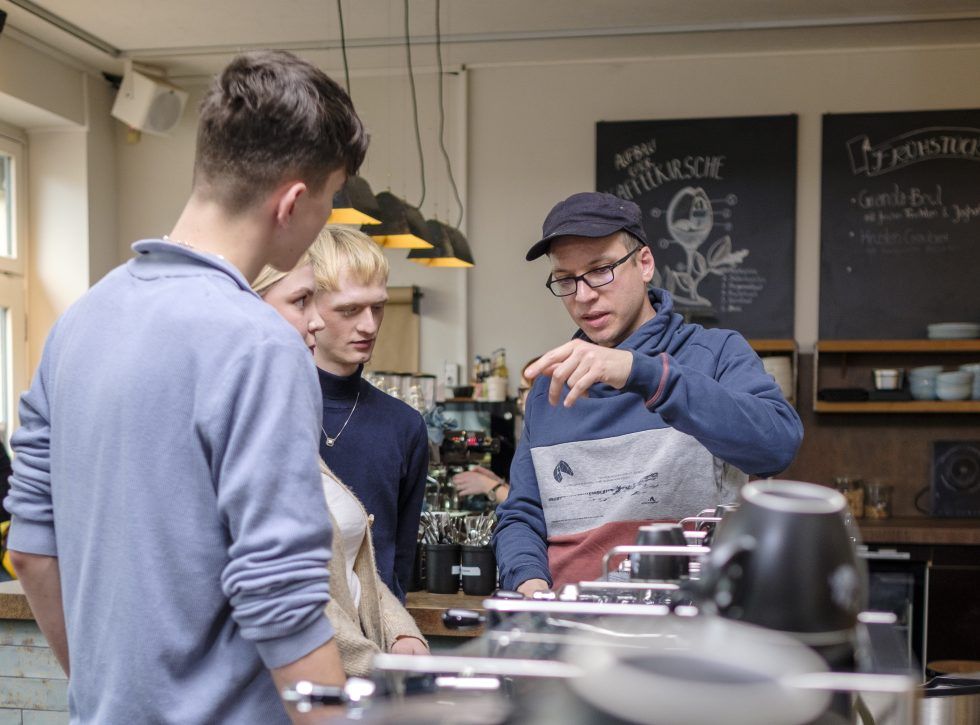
623,232,645,252
194,50,368,213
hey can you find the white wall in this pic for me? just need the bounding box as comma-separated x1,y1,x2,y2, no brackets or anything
0,36,86,127
85,76,120,285
0,36,119,373
27,128,89,367
111,34,980,392
354,71,469,379
113,67,470,380
466,44,980,383
27,104,118,370
15,24,978,392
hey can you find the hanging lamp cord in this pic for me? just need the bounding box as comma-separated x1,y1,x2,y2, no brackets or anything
336,0,351,94
435,0,465,228
404,0,426,209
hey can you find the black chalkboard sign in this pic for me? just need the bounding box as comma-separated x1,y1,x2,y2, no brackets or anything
596,115,797,338
820,109,980,339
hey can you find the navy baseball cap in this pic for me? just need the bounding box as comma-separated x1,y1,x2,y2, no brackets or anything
526,192,648,261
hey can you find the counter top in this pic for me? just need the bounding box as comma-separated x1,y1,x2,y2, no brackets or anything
857,517,980,545
404,591,486,638
0,580,489,639
5,523,973,628
0,580,33,620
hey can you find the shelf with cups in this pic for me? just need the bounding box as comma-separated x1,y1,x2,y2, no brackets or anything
747,339,798,407
813,339,980,413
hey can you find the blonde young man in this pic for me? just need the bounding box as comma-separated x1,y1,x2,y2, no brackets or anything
308,226,428,603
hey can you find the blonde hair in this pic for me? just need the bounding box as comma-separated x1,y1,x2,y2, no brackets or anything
309,225,389,293
250,250,312,296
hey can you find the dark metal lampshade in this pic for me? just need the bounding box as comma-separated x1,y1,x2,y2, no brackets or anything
371,192,434,249
327,176,383,225
408,220,475,267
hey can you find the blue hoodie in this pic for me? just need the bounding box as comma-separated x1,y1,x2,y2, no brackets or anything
493,289,803,590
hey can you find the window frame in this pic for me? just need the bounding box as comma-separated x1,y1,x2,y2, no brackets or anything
0,128,29,440
0,129,28,276
0,274,27,441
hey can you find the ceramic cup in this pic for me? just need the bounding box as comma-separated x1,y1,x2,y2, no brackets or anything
631,523,689,581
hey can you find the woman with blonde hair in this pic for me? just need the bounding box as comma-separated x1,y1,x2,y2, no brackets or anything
252,253,428,676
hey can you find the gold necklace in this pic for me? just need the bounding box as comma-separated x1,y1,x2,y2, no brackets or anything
322,391,360,447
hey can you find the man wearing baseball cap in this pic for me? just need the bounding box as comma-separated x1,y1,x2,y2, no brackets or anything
493,192,803,596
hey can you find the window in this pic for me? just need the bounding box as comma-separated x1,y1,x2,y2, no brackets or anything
0,132,25,273
0,132,28,442
0,153,11,257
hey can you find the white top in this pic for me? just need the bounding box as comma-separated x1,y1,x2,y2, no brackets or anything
322,474,368,608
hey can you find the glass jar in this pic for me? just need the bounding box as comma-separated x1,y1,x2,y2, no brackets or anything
833,476,865,519
864,481,893,520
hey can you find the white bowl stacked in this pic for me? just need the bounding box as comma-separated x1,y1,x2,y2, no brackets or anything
927,322,980,340
957,363,980,400
936,370,974,401
909,365,942,400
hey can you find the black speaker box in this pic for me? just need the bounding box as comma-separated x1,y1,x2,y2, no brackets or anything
931,441,980,517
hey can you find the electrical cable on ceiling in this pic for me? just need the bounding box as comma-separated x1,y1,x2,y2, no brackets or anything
336,0,351,94
403,0,426,209
435,0,465,229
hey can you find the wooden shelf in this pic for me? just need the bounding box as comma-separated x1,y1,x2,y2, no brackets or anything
748,338,797,353
814,339,980,414
857,517,980,545
817,339,980,353
815,401,980,413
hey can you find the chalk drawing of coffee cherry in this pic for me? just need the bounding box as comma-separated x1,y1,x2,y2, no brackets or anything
659,186,748,306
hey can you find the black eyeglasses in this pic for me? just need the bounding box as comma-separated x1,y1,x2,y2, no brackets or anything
545,246,641,297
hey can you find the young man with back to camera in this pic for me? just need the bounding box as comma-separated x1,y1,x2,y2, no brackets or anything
5,50,367,723
308,225,429,604
493,192,803,597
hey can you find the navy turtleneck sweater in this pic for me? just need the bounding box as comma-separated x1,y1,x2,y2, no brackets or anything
317,365,428,602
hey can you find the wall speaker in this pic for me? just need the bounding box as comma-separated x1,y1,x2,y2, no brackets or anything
931,440,980,517
110,65,188,136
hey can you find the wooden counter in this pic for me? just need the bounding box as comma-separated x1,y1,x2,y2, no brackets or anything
0,580,33,620
404,590,487,638
857,517,980,545
0,581,489,638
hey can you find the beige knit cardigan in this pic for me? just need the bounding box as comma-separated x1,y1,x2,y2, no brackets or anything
320,461,427,677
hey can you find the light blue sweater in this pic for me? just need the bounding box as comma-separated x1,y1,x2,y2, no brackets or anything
6,240,334,724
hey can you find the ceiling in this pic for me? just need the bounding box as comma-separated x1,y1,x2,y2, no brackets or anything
3,0,980,79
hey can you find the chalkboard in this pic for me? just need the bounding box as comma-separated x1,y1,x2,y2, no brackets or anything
596,115,797,338
820,109,980,339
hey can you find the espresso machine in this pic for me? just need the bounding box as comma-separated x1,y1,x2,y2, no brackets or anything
426,429,502,512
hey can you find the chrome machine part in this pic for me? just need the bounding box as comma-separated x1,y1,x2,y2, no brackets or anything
919,674,980,725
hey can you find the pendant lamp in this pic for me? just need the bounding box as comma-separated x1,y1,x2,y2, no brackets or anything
371,192,433,249
327,175,383,225
408,220,474,267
